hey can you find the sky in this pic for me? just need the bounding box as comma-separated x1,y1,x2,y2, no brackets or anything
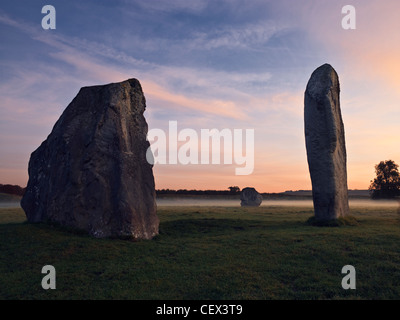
1,0,400,193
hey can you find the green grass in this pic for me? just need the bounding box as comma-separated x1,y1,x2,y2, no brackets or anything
0,205,399,299
305,215,359,227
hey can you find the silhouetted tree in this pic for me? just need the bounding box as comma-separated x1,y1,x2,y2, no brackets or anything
369,160,400,199
228,186,240,194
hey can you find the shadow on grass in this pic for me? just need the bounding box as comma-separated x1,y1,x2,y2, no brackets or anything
305,215,359,227
158,217,309,239
159,218,265,237
1,215,336,242
3,218,265,241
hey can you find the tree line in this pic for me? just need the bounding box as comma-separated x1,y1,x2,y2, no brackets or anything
0,184,25,196
1,160,400,199
157,186,241,195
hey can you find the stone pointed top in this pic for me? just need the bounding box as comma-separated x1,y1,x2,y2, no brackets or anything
306,64,340,103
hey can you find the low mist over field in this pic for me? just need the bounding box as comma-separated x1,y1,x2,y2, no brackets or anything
157,198,400,208
2,192,399,209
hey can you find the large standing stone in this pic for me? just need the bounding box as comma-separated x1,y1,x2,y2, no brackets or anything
240,187,263,207
304,64,349,220
21,79,159,239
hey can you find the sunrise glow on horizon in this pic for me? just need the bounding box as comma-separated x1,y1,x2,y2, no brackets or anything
1,0,400,193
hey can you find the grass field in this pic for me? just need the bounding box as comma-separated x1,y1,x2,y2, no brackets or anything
0,205,399,300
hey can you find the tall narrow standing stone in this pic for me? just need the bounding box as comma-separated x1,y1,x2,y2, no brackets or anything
304,64,349,220
21,79,159,239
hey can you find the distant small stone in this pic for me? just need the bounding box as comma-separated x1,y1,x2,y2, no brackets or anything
240,187,262,207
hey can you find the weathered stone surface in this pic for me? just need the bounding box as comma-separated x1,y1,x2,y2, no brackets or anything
240,187,262,207
21,79,159,239
304,64,349,220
